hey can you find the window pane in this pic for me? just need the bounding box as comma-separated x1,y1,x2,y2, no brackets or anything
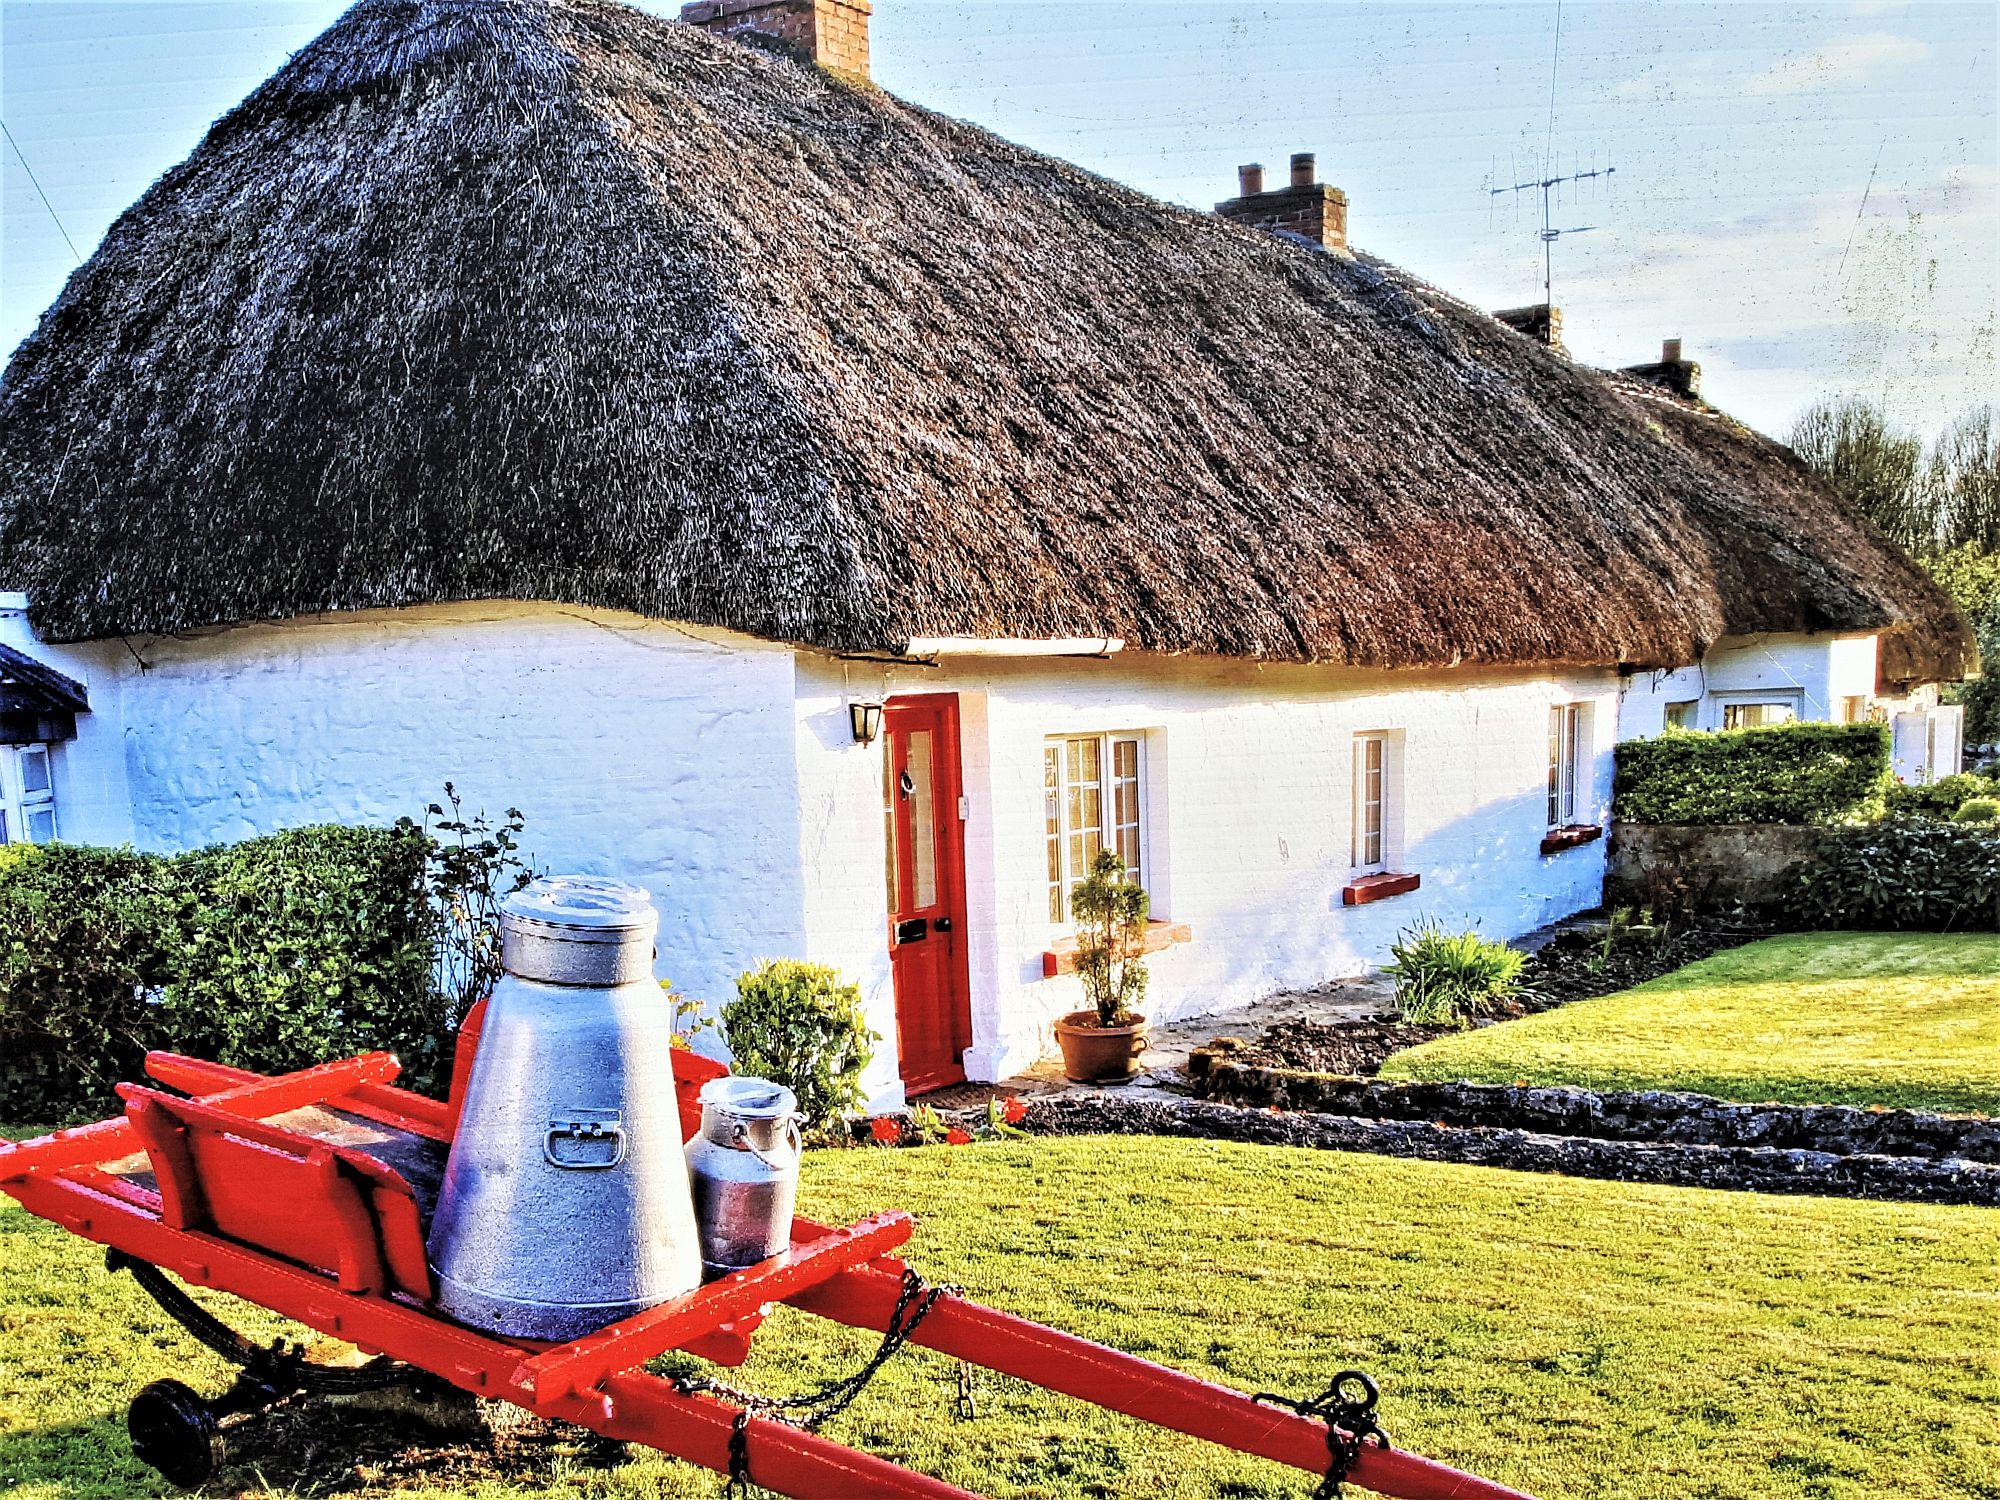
1664,700,1698,730
1064,736,1104,900
1563,705,1582,824
26,808,55,843
0,808,9,844
1045,745,1064,923
1547,708,1563,825
906,730,937,909
1357,736,1385,868
1111,737,1141,885
18,746,50,797
883,747,903,913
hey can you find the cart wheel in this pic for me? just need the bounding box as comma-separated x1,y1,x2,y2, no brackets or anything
128,1379,222,1488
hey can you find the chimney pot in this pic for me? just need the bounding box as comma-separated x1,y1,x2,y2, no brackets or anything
1662,337,1683,363
1238,163,1265,197
1290,152,1316,189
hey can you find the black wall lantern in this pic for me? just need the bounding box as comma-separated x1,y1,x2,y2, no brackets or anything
848,700,884,747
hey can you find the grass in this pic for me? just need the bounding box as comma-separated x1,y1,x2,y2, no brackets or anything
1380,932,2000,1114
3,1136,1997,1500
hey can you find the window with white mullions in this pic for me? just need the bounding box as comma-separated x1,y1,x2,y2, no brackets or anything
1355,734,1387,871
1045,733,1145,924
1547,704,1590,828
1,743,58,845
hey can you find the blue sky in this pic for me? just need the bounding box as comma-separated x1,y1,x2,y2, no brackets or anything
1,1,1993,440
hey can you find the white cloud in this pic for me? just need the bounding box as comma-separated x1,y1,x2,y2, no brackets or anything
1747,32,1932,95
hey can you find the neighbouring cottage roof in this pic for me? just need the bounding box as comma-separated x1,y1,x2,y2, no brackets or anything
0,0,1972,684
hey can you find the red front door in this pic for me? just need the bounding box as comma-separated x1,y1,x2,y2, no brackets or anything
883,694,973,1094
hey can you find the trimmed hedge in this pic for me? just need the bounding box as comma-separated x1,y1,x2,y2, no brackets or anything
0,824,442,1122
1613,722,1889,826
1795,819,2000,932
1883,772,1999,821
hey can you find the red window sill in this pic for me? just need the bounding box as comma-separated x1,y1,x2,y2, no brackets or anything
1540,824,1603,856
1043,921,1193,979
1342,872,1421,906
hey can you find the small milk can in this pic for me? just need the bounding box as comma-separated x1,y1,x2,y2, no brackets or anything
426,876,703,1339
685,1076,804,1278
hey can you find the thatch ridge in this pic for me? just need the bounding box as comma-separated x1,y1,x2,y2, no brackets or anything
0,0,1972,684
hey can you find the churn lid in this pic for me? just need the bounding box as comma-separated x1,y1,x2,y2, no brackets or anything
499,876,659,987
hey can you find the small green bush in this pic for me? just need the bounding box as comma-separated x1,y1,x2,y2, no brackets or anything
1883,773,1997,821
1613,722,1889,826
1387,922,1526,1026
721,960,876,1138
1953,798,2000,824
1794,819,2000,932
1069,849,1150,1025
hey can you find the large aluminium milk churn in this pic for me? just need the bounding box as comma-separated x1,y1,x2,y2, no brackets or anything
427,876,702,1339
685,1076,804,1278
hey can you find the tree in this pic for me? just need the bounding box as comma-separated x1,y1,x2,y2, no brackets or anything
1931,405,2000,555
1790,399,1934,555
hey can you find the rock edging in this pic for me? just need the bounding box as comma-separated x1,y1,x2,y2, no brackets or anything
1021,1094,2000,1207
1190,1064,2000,1164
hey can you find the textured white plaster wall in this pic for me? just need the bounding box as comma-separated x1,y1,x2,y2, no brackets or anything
1616,633,1880,739
796,652,1618,1086
78,603,807,1011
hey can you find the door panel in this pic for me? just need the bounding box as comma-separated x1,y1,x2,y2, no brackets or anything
884,695,972,1094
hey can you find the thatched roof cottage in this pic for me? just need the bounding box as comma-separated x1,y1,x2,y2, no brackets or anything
0,0,1970,1099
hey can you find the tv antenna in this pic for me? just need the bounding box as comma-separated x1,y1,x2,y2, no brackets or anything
1490,160,1616,303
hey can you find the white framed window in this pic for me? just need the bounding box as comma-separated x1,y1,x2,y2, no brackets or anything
1663,700,1699,731
1721,700,1797,730
1352,731,1405,873
1838,695,1872,725
1,743,58,845
1547,704,1591,828
1045,733,1145,925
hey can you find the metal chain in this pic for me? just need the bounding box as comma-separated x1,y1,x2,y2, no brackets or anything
675,1269,962,1497
1252,1369,1392,1500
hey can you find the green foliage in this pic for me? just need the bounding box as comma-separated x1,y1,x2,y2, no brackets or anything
1387,921,1526,1026
1612,721,1890,825
1067,849,1150,1026
0,792,533,1122
721,960,875,1138
1794,819,2000,932
0,826,443,1122
1883,771,1998,820
1953,798,2000,824
1790,398,1933,553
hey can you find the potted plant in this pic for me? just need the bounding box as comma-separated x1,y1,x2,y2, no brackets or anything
1053,849,1151,1082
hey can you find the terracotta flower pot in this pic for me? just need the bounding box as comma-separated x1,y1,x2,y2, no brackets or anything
1053,1010,1149,1083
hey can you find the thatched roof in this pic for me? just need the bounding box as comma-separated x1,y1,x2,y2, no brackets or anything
0,0,1972,683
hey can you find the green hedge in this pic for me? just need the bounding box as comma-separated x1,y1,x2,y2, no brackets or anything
1613,722,1890,826
1795,819,2000,932
0,824,442,1122
1882,772,1999,821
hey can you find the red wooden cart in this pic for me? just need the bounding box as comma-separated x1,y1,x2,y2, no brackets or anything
0,1022,1535,1500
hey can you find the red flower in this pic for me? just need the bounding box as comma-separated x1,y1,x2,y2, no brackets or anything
1002,1097,1029,1124
945,1127,975,1146
869,1117,902,1144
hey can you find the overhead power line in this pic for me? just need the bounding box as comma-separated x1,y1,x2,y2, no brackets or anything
0,115,81,264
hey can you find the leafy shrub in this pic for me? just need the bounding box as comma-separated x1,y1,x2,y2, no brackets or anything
1613,722,1890,826
1954,798,2000,824
1069,848,1150,1025
1794,819,2000,932
1388,922,1526,1026
0,801,528,1122
1883,773,1997,821
721,960,875,1138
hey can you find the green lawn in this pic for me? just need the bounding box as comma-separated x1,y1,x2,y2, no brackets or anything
3,1137,1996,1500
1381,932,2000,1114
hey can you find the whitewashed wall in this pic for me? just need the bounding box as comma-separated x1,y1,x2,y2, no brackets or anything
1616,632,1879,739
30,603,807,1012
796,652,1618,1090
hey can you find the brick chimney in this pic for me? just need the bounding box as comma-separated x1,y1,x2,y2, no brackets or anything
681,0,871,78
1622,337,1703,400
1216,152,1351,256
1493,303,1565,354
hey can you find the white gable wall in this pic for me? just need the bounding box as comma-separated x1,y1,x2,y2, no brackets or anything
797,652,1617,1092
34,603,808,1012
1617,632,1879,738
